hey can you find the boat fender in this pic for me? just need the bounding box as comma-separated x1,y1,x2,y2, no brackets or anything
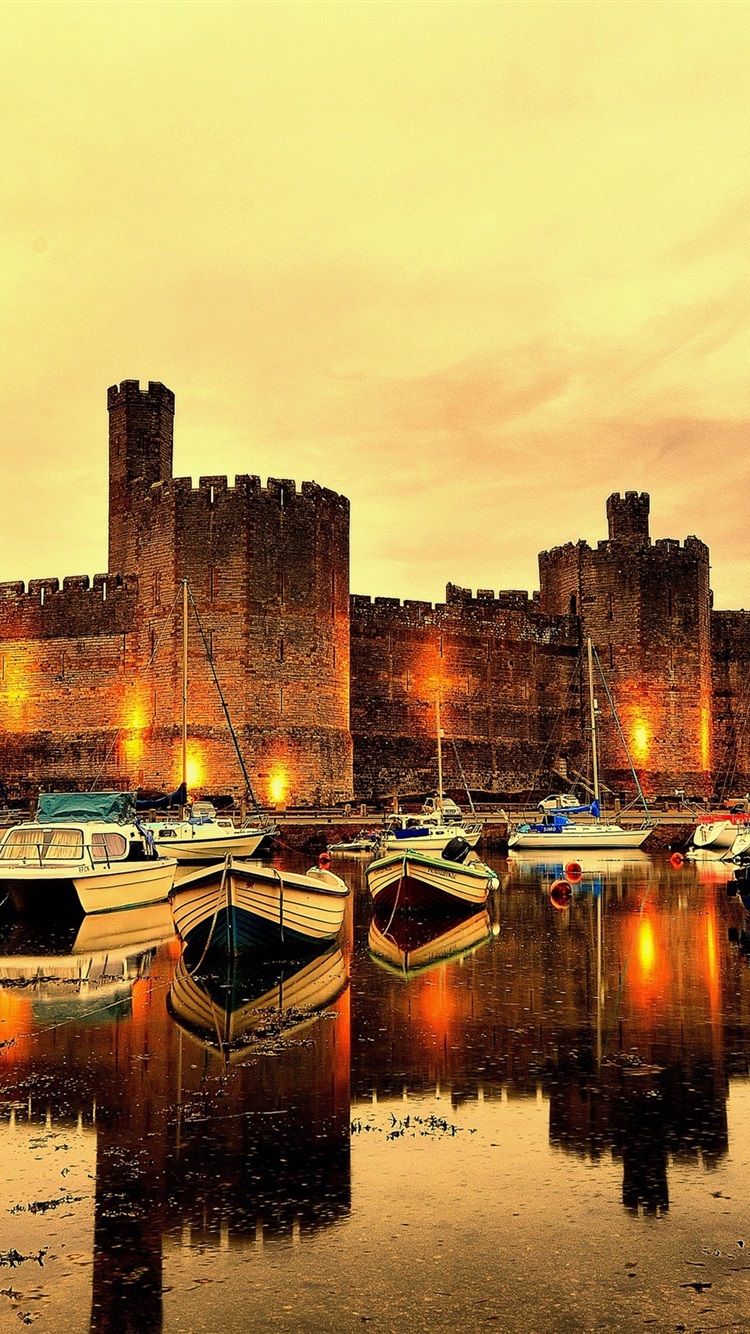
442,836,471,864
318,851,332,869
564,861,582,883
549,879,572,910
669,852,684,868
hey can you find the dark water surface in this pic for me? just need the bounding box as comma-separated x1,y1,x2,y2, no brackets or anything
0,851,749,1332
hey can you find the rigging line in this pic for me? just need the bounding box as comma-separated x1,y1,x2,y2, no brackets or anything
449,740,476,815
186,584,261,817
592,645,650,817
516,647,585,804
89,583,184,791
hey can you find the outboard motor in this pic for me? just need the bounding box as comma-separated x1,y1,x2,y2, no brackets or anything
442,836,471,864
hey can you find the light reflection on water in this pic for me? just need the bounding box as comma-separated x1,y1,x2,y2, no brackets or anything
0,853,748,1330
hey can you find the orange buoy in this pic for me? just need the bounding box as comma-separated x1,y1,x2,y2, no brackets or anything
565,861,583,883
319,850,332,868
669,851,684,868
549,878,572,910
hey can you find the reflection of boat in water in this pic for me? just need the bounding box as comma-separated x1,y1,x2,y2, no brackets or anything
506,850,651,878
167,944,348,1059
171,855,350,955
368,909,492,978
0,792,176,915
327,830,378,853
0,900,175,1021
366,842,498,914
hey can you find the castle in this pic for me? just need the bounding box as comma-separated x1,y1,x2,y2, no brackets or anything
1,379,748,806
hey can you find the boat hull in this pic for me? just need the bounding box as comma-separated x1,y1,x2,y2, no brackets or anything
151,828,265,862
368,909,492,976
366,851,495,913
508,824,650,851
2,858,176,915
691,820,741,851
171,860,349,955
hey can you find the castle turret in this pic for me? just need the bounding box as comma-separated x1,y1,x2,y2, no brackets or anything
108,380,174,573
606,491,650,548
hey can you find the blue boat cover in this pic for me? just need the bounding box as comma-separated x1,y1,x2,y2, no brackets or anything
36,791,137,824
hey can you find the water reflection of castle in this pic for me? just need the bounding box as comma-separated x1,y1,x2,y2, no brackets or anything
351,858,750,1215
0,920,352,1333
0,860,749,1329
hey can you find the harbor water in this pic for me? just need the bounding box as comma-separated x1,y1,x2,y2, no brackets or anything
0,851,749,1331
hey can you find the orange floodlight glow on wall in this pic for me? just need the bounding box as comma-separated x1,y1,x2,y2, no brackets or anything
631,719,650,763
269,766,289,804
186,743,206,791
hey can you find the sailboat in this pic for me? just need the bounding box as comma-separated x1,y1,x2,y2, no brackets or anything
144,581,269,862
378,685,483,854
507,639,653,852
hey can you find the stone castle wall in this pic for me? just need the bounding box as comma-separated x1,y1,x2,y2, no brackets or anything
2,390,750,807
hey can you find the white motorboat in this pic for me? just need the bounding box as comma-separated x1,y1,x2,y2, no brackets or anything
367,840,498,914
146,799,265,862
0,792,176,915
379,808,483,854
508,638,653,853
690,816,748,852
171,854,350,955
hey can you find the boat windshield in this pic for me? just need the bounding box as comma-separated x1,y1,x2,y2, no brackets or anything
0,826,84,861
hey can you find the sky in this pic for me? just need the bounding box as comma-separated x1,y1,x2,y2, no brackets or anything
2,1,750,607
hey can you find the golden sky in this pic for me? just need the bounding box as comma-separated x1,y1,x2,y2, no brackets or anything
2,1,750,606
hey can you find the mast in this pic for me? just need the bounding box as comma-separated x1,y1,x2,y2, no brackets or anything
436,681,444,810
181,578,188,800
587,636,600,810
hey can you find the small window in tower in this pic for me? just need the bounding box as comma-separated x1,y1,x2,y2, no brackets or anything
609,644,614,670
279,637,284,662
278,570,285,604
210,484,215,506
569,594,577,617
209,567,215,602
279,686,284,713
153,573,161,607
40,586,45,607
0,656,4,681
101,581,107,603
439,635,443,658
608,593,613,621
208,630,214,661
333,643,336,668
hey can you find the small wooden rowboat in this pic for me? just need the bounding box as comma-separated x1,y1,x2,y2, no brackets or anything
171,855,350,956
366,847,498,914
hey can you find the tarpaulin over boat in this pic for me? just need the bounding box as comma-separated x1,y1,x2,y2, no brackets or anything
135,782,187,812
36,791,137,824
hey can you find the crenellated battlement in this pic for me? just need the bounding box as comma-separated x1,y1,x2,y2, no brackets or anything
107,379,175,413
0,573,138,606
129,471,350,513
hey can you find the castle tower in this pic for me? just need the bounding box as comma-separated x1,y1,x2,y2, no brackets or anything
606,491,650,547
539,494,713,796
108,380,175,573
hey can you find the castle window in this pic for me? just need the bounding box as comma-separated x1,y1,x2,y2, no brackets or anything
439,635,443,658
279,637,284,663
209,567,215,602
278,570,285,604
40,586,45,607
569,594,577,617
279,686,284,713
208,630,214,661
608,593,613,621
153,573,161,608
332,643,336,668
0,656,4,681
609,644,614,670
210,484,215,506
101,581,107,603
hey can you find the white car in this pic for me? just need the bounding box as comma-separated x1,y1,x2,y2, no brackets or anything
538,793,581,813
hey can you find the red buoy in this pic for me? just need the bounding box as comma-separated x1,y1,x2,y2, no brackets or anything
669,851,684,868
565,861,583,883
549,879,572,910
319,850,332,868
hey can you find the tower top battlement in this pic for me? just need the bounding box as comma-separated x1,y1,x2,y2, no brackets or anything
606,491,650,546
